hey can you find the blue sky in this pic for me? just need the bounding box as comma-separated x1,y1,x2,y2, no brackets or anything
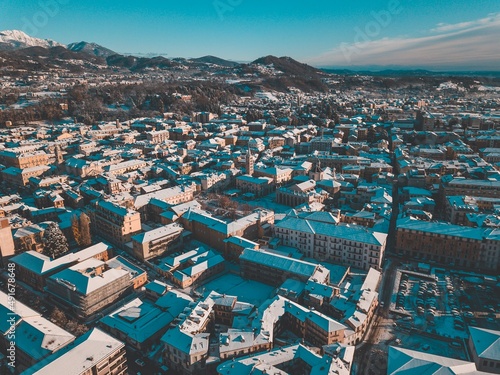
1,0,499,70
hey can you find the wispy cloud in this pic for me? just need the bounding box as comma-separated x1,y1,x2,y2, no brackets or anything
308,13,500,70
431,13,499,32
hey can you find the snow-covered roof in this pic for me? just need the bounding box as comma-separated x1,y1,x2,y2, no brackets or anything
24,328,124,375
469,326,500,361
387,346,488,375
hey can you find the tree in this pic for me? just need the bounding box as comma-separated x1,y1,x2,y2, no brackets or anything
50,307,68,327
71,215,81,246
79,212,92,247
42,222,69,259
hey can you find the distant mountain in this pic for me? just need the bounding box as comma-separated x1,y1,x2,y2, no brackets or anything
0,30,63,50
0,45,106,73
190,55,239,68
251,56,322,76
67,41,117,58
106,54,179,72
321,67,500,77
236,55,328,92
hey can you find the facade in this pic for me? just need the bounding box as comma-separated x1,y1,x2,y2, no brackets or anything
46,258,132,320
441,177,500,200
276,180,329,207
239,248,330,286
162,327,210,375
0,150,49,169
131,223,184,261
89,200,141,245
181,209,274,252
469,327,500,373
275,216,387,271
235,175,274,197
396,217,500,272
0,216,15,262
10,242,111,291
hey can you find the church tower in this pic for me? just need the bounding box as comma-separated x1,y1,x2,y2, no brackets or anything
55,145,64,169
245,145,254,176
309,158,324,181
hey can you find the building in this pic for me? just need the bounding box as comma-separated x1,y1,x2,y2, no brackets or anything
396,217,500,272
329,268,380,345
0,291,75,373
155,247,225,288
46,258,132,320
217,344,351,375
99,297,183,351
469,327,500,373
1,165,51,187
275,215,387,271
387,346,488,375
10,242,111,291
235,175,274,198
0,215,15,263
89,200,141,245
0,150,49,169
131,223,184,261
181,209,274,252
276,180,329,207
162,327,210,375
22,328,127,375
245,145,254,176
223,236,259,261
240,248,330,286
441,177,500,201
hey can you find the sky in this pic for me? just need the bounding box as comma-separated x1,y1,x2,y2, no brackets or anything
1,0,499,70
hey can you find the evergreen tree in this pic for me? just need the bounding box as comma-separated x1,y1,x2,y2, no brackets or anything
79,212,92,247
42,222,69,259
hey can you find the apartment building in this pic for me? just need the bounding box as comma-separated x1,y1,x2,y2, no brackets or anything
89,200,141,245
396,217,500,272
11,242,111,291
274,215,387,271
276,180,329,207
181,209,274,252
24,328,127,375
1,165,51,186
239,248,330,286
441,176,500,201
235,175,274,197
46,258,132,320
469,327,500,374
162,327,210,375
0,149,49,169
131,223,184,261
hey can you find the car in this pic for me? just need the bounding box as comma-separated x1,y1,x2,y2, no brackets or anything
422,344,430,351
135,359,146,367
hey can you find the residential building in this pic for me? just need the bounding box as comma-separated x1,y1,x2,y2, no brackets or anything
23,328,127,375
131,223,184,261
89,200,141,245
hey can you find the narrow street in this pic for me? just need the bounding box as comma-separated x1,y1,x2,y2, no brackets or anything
352,176,400,374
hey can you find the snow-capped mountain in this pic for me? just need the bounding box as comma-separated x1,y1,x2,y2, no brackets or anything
0,30,64,50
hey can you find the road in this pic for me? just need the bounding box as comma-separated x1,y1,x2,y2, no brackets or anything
352,176,400,374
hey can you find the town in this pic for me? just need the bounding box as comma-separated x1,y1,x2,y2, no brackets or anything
0,29,499,375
